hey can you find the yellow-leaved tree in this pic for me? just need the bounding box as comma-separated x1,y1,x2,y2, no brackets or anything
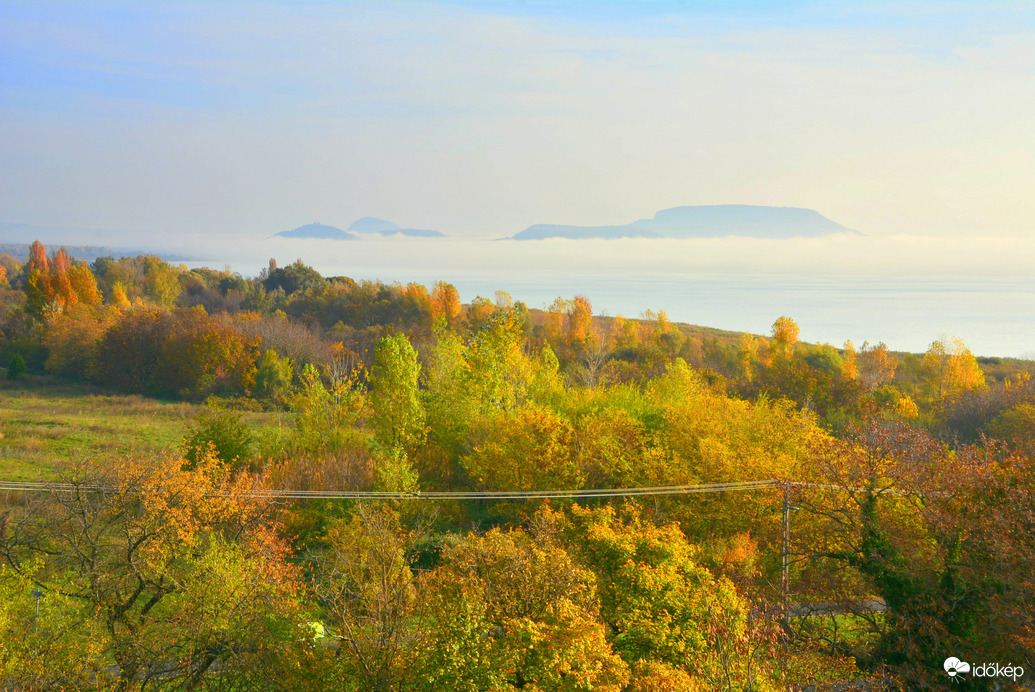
922,336,986,403
414,519,630,691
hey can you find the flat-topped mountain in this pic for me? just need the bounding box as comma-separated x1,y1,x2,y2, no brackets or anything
511,205,858,240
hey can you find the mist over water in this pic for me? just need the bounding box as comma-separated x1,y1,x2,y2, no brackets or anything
131,232,1035,359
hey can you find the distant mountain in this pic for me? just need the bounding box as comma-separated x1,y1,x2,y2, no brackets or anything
347,217,445,238
510,205,859,240
274,223,358,240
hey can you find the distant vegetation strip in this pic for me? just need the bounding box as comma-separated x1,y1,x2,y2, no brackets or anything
0,242,190,262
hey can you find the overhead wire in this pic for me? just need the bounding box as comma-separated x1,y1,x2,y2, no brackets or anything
0,478,917,499
0,478,779,500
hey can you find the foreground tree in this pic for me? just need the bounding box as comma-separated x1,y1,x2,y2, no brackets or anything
414,522,629,691
564,505,778,691
796,420,1035,684
0,456,306,690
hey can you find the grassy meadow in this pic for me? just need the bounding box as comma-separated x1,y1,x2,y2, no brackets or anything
0,376,273,482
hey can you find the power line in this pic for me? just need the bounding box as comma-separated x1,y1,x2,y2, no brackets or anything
0,479,778,500
0,478,916,500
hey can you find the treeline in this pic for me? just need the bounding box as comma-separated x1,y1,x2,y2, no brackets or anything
1,241,1034,689
2,241,1031,437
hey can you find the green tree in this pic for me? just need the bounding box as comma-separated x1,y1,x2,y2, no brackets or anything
462,404,582,491
141,255,183,306
287,363,368,455
263,259,326,295
254,348,295,401
183,407,256,471
5,352,26,379
370,333,426,453
312,507,422,691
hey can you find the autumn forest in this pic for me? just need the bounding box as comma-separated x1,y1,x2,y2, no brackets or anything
1,242,1033,691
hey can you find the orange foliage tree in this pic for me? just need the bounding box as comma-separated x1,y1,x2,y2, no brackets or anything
22,241,101,319
794,421,1035,683
857,341,897,391
430,280,461,327
566,294,593,352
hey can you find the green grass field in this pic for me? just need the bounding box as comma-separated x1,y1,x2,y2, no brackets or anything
0,376,274,481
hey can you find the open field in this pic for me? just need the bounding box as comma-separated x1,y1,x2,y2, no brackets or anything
0,376,274,481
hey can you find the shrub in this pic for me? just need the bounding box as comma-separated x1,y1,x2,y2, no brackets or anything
6,352,27,379
254,348,294,401
183,408,255,471
0,338,47,374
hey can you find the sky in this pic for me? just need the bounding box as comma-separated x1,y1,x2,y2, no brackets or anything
0,0,1033,241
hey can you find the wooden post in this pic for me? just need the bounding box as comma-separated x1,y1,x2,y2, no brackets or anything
782,482,790,620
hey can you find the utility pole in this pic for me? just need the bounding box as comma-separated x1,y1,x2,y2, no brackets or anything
780,482,792,692
32,587,42,633
781,482,790,621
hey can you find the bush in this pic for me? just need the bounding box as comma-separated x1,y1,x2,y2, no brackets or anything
6,352,27,379
254,349,294,401
183,408,255,471
0,338,47,375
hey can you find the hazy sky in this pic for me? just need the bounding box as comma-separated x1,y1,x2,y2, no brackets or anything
1,1,1033,239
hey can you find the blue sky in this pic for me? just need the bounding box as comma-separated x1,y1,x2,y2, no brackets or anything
1,1,1032,238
